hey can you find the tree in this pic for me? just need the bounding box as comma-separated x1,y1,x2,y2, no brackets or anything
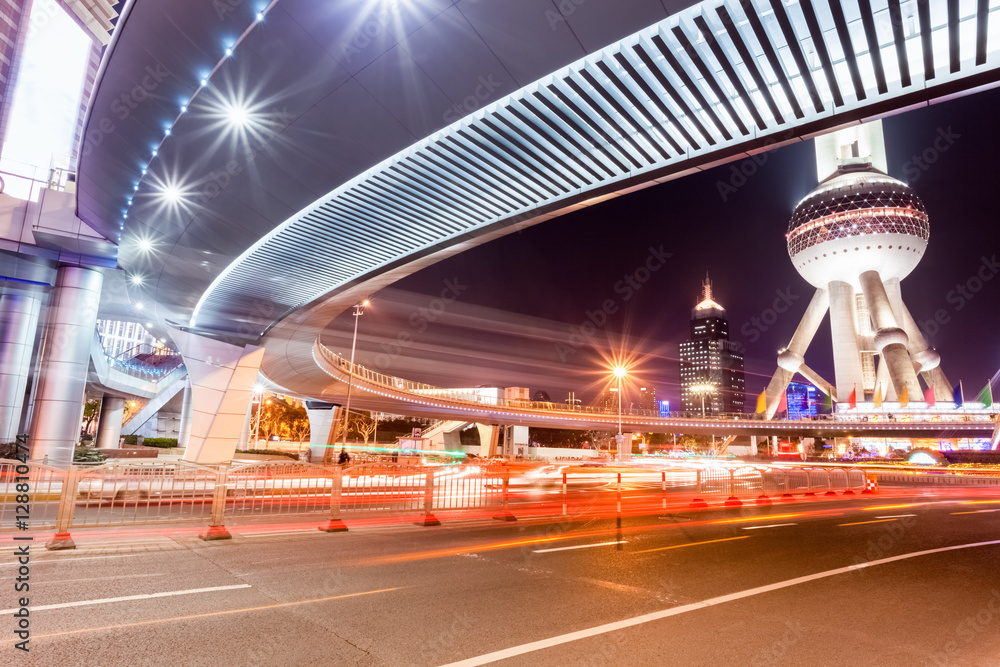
585,429,615,452
250,395,309,443
82,399,100,434
348,411,377,444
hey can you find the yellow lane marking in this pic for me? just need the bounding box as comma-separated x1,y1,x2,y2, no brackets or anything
840,518,897,526
633,536,750,554
710,513,804,525
34,587,402,639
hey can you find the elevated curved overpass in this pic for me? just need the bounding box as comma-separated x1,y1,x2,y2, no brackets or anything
73,0,1000,459
313,341,998,440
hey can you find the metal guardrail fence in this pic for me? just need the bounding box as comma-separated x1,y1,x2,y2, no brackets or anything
0,460,884,549
692,466,867,497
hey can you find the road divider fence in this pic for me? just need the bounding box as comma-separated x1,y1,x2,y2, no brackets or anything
2,459,877,549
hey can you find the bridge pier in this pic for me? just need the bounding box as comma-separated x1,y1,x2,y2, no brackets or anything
170,328,264,464
0,290,42,443
94,394,125,449
29,266,103,467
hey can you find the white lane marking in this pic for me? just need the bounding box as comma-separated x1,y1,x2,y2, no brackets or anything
36,573,166,585
0,554,146,567
0,584,252,614
442,539,1000,667
533,541,625,554
240,530,315,537
875,514,918,519
741,523,797,531
966,509,1000,514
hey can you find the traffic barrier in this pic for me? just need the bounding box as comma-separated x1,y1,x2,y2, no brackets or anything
4,458,973,549
862,471,879,494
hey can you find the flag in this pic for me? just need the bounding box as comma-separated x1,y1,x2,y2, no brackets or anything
953,383,964,408
924,386,935,408
824,388,833,412
777,388,787,415
900,385,909,408
873,384,882,409
755,390,766,414
979,383,994,408
848,387,857,409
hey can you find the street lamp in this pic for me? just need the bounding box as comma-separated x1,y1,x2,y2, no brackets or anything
613,366,627,459
690,383,715,418
339,300,369,459
251,384,265,448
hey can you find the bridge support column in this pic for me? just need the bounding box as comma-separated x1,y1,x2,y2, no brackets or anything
29,266,103,467
479,424,500,458
305,402,342,463
169,328,264,464
177,379,193,449
237,403,252,450
0,290,42,443
94,395,125,449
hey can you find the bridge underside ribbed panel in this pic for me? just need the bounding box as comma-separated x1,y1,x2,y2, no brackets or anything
193,0,1000,335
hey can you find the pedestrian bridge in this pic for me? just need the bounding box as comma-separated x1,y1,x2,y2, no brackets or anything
312,341,998,442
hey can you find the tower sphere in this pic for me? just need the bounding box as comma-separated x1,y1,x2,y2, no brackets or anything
786,167,929,290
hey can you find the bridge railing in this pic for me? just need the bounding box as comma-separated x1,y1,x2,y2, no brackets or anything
314,342,997,426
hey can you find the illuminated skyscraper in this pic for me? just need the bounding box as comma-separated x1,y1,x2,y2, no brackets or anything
679,275,745,415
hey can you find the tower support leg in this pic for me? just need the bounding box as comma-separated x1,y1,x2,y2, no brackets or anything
859,272,922,401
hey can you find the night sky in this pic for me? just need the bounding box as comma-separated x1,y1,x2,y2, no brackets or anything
333,85,1000,410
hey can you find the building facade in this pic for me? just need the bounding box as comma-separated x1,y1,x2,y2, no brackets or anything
786,382,818,420
679,275,745,415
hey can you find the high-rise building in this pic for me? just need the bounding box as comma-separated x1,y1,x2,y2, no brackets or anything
598,387,620,413
762,121,954,416
786,382,818,420
679,275,745,415
0,0,33,149
638,387,656,412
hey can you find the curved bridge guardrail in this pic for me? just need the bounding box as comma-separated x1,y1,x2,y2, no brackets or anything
312,340,997,438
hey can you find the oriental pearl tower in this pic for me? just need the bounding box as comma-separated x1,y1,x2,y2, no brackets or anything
763,120,953,417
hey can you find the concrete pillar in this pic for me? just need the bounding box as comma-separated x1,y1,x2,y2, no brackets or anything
29,266,103,466
94,395,125,449
827,281,866,403
237,403,252,450
177,379,193,449
859,271,922,401
479,424,500,457
0,290,42,442
765,289,829,417
306,403,340,463
169,328,264,464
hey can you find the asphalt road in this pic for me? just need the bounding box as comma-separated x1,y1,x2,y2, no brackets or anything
5,485,1000,666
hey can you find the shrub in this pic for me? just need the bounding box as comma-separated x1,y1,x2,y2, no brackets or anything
74,445,107,463
941,451,1000,465
235,449,301,460
140,438,179,448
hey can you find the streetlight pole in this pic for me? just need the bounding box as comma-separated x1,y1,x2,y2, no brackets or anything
340,300,368,457
252,388,263,448
612,366,627,460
